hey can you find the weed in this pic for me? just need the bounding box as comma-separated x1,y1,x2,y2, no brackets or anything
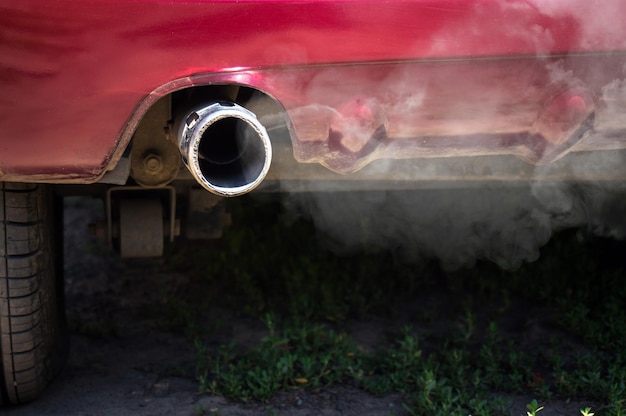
197,316,359,401
526,399,543,416
581,407,595,416
176,194,626,415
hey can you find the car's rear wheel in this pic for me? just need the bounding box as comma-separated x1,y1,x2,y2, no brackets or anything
0,183,67,404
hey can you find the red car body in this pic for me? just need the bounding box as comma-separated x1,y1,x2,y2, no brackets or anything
2,0,626,183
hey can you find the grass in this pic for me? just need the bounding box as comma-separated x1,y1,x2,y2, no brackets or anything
163,191,626,416
195,314,360,401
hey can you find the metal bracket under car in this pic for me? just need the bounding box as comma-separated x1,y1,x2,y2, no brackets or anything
106,186,177,258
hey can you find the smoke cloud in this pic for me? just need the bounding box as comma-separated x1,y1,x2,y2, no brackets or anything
270,63,626,271
281,178,626,271
250,1,626,271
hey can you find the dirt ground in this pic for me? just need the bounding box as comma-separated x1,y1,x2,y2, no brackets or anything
5,199,596,416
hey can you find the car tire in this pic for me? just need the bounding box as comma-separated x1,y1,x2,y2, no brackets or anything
0,183,67,405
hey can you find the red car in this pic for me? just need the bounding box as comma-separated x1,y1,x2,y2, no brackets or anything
2,0,626,404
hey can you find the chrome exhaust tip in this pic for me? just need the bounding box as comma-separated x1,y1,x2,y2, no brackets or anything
176,102,272,197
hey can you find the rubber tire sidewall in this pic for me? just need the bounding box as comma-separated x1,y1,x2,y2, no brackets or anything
0,183,67,405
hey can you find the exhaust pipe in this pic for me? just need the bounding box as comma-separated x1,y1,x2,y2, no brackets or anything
176,102,272,197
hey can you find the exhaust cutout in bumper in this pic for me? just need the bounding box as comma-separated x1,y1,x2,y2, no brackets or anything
176,102,272,197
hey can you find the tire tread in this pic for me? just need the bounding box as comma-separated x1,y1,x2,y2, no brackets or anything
0,183,66,405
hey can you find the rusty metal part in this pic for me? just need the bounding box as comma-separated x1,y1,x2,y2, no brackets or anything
175,102,272,197
278,57,626,174
534,88,593,147
330,98,386,153
130,96,181,187
261,125,626,192
98,153,131,185
105,186,177,257
118,198,164,257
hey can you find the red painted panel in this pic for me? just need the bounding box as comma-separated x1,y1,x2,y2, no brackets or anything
1,0,626,181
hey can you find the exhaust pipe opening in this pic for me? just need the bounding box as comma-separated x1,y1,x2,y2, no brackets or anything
177,102,272,197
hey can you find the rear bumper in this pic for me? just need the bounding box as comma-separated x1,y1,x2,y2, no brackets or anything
1,0,626,182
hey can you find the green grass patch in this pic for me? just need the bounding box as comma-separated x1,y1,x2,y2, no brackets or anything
196,314,360,402
165,192,626,416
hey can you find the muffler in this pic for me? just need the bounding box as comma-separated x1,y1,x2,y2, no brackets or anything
176,102,272,197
